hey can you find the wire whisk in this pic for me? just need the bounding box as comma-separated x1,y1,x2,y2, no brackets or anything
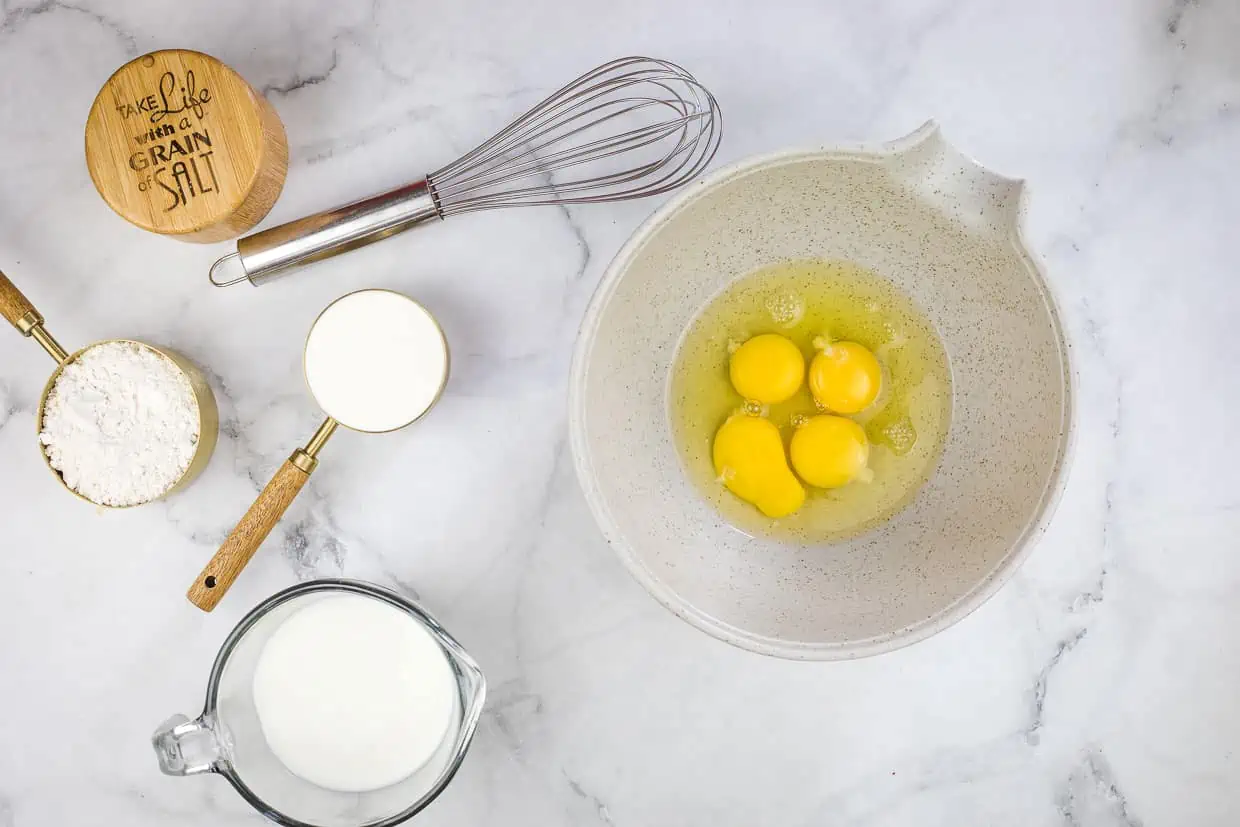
211,56,722,287
430,57,721,214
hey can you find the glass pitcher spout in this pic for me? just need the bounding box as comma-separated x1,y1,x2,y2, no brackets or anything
149,579,486,827
153,713,222,776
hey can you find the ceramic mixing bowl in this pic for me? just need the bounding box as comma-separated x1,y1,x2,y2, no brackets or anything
569,122,1074,660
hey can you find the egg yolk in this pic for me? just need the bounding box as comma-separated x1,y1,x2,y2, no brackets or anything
713,414,805,518
729,334,805,405
789,415,870,489
808,340,882,414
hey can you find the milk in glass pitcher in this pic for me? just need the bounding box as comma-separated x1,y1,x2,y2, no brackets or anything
153,580,485,827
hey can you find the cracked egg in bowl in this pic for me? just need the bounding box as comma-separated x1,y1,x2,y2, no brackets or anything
569,123,1074,660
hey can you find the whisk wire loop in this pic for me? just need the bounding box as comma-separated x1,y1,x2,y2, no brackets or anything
428,56,721,215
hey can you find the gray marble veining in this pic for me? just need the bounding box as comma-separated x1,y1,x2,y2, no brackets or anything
2,1,1239,825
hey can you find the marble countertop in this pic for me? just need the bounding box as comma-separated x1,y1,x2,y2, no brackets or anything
2,1,1238,825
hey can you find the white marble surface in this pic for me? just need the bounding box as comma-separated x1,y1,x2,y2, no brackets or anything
1,1,1238,825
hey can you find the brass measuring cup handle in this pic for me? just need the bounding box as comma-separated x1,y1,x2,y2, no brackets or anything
2,269,219,508
0,268,69,363
187,418,339,612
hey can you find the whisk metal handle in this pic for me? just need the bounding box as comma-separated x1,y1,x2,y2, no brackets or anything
214,179,441,287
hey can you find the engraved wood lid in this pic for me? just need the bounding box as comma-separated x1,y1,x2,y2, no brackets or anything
85,49,288,243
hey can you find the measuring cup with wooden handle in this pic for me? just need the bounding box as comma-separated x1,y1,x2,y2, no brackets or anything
187,289,449,611
0,269,219,506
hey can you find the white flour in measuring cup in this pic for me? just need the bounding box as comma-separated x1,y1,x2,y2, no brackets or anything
251,593,458,792
39,341,199,507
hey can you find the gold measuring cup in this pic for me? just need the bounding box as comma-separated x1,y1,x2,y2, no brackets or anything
188,289,449,611
0,269,218,508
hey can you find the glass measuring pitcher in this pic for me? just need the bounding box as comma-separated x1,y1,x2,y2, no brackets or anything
153,580,486,827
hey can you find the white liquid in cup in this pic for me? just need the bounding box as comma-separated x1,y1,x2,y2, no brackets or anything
303,290,448,433
251,593,458,792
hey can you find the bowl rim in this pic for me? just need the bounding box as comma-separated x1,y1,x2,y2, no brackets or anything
568,122,1077,660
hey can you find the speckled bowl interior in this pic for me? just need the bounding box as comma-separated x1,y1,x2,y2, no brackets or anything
570,123,1074,659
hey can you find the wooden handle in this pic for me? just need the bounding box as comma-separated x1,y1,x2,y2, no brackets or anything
0,269,40,331
187,456,311,611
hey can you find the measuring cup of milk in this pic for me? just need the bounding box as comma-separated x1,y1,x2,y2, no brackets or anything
153,580,485,827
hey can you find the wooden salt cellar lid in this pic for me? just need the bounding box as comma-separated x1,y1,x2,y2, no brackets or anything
85,49,288,243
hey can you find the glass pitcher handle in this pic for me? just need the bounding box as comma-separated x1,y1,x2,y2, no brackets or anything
152,714,222,776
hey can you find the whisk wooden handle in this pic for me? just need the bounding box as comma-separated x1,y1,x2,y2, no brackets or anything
187,455,312,611
0,269,42,333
